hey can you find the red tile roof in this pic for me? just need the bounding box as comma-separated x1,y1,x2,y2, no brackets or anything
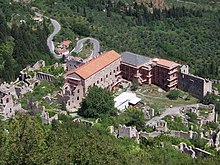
154,58,179,69
66,50,121,79
55,49,68,54
61,40,72,47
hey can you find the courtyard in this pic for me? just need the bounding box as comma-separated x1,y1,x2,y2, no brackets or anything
129,84,199,115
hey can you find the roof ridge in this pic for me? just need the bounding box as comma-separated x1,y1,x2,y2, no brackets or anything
65,50,120,79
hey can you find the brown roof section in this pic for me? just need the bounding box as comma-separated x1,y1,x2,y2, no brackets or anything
55,49,68,54
154,58,179,69
66,50,121,79
61,40,72,47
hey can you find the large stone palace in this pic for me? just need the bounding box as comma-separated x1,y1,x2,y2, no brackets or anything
62,50,212,111
63,50,122,109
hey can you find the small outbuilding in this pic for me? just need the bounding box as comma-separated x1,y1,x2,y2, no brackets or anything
114,92,141,111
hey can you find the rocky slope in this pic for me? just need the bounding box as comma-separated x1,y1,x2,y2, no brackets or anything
136,0,169,9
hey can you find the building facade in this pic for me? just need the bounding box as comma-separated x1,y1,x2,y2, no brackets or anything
121,52,179,90
152,58,179,90
121,52,152,85
63,50,122,110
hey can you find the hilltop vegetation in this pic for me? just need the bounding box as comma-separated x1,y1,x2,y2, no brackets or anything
2,113,220,165
0,0,219,81
0,1,55,82
33,0,220,79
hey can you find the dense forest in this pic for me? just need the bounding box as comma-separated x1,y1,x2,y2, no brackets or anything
33,0,220,79
0,0,219,81
1,114,220,165
0,1,55,83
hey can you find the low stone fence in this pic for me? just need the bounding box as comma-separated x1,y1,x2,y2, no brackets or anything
73,118,94,126
211,79,220,84
36,72,56,82
178,143,212,158
198,104,215,111
169,130,198,140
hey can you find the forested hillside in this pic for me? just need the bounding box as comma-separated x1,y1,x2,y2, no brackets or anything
0,1,54,82
1,114,220,164
34,0,220,79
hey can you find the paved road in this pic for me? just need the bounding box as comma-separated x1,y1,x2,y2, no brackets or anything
146,104,198,127
70,37,100,57
47,18,61,58
47,17,100,59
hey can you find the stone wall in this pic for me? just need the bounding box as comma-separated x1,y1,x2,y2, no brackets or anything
179,143,212,158
170,130,198,139
155,120,168,132
118,125,139,142
42,110,58,125
0,94,15,118
27,60,45,72
178,72,212,100
36,72,56,82
73,118,94,126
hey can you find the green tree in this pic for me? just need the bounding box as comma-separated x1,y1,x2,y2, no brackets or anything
0,114,47,164
186,112,198,123
126,108,145,131
78,86,117,118
131,79,139,91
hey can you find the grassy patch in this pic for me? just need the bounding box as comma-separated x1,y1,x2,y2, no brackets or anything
213,83,220,93
134,84,198,114
19,80,62,110
76,41,93,59
163,115,189,131
36,65,65,76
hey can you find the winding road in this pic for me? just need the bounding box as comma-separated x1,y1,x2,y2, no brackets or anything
46,16,100,59
47,18,61,58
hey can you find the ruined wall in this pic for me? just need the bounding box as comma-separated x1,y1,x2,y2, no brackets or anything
178,72,212,100
42,110,58,125
66,59,84,71
0,94,15,118
118,125,138,138
36,72,56,82
170,131,198,139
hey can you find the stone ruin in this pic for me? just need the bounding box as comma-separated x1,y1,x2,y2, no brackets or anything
142,107,154,119
36,72,56,82
26,60,45,72
154,120,168,132
206,130,220,150
177,143,212,158
0,83,22,119
170,130,198,140
42,110,58,125
178,65,212,100
181,104,216,126
73,118,94,126
118,125,140,143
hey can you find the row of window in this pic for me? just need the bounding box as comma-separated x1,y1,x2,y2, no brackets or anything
92,67,120,86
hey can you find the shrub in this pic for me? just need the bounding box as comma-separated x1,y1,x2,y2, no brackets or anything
186,112,198,123
167,90,180,100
